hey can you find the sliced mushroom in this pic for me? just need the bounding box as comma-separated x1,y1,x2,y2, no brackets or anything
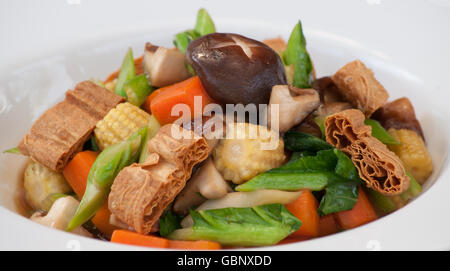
181,190,302,228
267,85,320,133
143,43,190,87
173,157,231,215
186,33,286,105
312,76,345,104
30,196,92,237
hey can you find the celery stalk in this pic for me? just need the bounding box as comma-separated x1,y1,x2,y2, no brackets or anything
114,48,135,98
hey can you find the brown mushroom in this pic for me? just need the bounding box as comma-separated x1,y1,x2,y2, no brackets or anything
372,97,424,140
173,158,231,215
267,85,320,133
186,33,287,105
143,43,190,87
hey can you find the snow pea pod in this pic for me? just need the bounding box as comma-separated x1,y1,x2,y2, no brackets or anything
114,48,135,98
124,74,154,107
66,127,147,231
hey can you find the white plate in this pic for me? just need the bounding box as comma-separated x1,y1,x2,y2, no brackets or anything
0,0,449,250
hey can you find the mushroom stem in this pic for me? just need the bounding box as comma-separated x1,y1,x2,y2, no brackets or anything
268,85,320,133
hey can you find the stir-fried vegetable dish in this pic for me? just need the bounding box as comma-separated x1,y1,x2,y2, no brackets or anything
5,9,433,249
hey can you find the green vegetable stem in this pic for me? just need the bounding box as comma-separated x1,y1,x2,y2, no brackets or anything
283,20,313,88
365,172,422,215
237,132,361,215
3,147,22,154
124,74,154,107
174,30,200,54
364,119,400,145
138,115,161,163
66,127,148,231
114,48,135,98
194,8,216,36
169,204,301,246
173,8,215,53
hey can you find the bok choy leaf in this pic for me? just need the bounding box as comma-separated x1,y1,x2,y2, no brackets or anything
169,204,301,246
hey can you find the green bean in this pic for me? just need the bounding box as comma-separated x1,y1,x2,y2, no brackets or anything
174,30,200,54
66,127,147,231
364,119,400,145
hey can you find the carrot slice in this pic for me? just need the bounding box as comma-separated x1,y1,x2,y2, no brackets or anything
148,76,214,125
91,203,116,237
111,230,169,248
111,230,221,250
334,187,378,230
63,151,98,198
143,87,165,113
63,151,116,236
318,214,340,237
168,240,221,250
285,189,320,238
277,236,310,245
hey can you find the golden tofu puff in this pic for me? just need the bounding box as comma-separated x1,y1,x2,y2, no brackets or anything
23,160,72,211
388,128,433,184
213,122,286,184
94,102,150,150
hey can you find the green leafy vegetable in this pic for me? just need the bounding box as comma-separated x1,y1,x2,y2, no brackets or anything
288,151,315,163
283,130,332,152
3,147,21,154
364,119,400,145
169,204,301,246
317,149,361,215
318,181,359,215
238,132,361,215
194,8,216,36
159,211,182,237
283,20,313,88
124,74,154,107
114,48,135,98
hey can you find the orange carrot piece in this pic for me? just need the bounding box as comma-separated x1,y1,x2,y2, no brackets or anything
285,189,320,238
168,240,221,250
63,151,98,198
63,151,116,236
91,203,116,237
277,236,310,245
318,214,340,237
143,87,165,113
111,230,222,250
148,76,214,125
334,188,378,230
111,230,169,248
104,56,144,84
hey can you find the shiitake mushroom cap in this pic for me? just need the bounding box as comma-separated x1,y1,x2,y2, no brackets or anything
186,33,287,106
